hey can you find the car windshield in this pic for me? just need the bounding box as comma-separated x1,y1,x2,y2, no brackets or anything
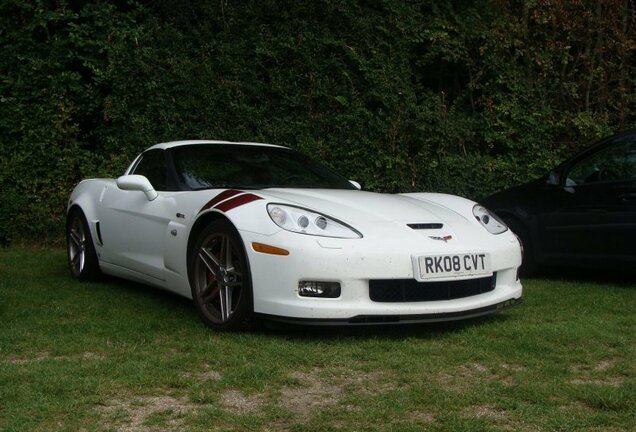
171,144,357,191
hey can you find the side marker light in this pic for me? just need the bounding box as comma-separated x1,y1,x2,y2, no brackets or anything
252,242,290,256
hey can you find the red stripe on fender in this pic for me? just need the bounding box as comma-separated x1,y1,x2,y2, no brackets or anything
215,193,263,212
200,189,243,213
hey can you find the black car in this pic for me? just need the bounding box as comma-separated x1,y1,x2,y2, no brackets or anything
483,129,636,276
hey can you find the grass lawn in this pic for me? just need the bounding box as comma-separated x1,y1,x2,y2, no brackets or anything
0,248,634,431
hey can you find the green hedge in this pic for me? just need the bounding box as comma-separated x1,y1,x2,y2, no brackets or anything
1,0,634,245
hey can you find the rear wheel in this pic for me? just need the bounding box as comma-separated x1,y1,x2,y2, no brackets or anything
503,217,537,278
189,220,253,330
66,208,101,280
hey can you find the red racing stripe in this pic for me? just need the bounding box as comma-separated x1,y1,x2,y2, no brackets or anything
200,189,242,212
215,193,263,212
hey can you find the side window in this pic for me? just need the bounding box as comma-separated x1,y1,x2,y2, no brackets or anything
567,138,636,185
132,149,167,191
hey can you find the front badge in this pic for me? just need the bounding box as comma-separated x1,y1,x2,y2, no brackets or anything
429,235,453,242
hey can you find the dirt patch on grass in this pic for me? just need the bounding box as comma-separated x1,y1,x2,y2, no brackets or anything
594,359,615,371
276,368,397,424
99,395,198,432
463,404,508,420
436,362,499,392
5,351,105,365
221,368,394,422
410,411,436,424
569,359,624,387
180,366,223,382
436,362,528,391
220,389,264,414
499,362,525,372
198,370,223,381
569,377,624,387
570,359,617,374
97,367,399,429
560,401,596,414
339,369,397,394
460,404,523,431
281,370,345,417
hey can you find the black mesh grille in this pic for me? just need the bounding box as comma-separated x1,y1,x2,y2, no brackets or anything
369,274,496,302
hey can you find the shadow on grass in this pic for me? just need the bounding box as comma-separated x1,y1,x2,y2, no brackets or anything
88,274,198,319
87,273,519,340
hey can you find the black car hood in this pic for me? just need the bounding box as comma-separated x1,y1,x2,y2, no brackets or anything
482,177,548,218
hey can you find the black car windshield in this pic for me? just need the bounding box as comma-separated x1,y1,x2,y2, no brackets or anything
171,144,357,191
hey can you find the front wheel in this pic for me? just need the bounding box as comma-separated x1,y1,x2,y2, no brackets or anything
189,220,253,330
66,208,101,280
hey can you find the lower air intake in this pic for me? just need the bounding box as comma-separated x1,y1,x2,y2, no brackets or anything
369,275,496,302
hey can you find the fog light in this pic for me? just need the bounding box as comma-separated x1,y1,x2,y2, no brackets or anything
298,281,341,298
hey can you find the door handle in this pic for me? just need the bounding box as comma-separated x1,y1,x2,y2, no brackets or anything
620,193,636,202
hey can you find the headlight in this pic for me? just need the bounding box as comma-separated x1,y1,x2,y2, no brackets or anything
267,204,362,239
473,205,508,234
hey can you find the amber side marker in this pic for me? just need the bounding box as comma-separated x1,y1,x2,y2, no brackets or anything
252,242,290,256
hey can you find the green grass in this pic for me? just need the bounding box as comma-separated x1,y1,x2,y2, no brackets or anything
0,248,634,432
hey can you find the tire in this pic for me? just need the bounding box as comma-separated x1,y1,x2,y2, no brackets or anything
189,219,253,330
66,208,101,280
503,217,537,278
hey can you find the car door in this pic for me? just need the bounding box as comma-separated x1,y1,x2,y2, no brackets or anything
538,135,636,265
98,149,176,281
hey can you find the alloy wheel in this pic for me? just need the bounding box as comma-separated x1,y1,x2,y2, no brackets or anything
194,232,245,324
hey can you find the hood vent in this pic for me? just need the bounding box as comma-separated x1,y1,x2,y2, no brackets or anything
408,223,443,230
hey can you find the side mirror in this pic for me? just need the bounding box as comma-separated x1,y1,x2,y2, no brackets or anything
546,170,560,186
349,180,362,190
116,175,158,201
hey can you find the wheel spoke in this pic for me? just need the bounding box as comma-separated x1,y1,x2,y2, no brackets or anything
224,285,232,319
218,286,227,320
219,235,230,267
78,249,85,272
198,248,220,278
70,229,82,248
71,251,80,266
218,285,233,321
201,281,220,304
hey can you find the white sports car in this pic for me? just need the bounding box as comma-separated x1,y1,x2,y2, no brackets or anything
67,140,523,330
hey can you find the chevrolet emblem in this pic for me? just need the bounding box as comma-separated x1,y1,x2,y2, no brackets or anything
429,235,453,242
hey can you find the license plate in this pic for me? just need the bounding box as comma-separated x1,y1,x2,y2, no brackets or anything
417,253,491,280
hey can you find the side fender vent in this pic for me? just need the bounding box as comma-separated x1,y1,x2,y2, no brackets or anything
95,221,104,245
407,223,443,230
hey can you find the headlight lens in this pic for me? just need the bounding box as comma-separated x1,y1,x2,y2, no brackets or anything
473,205,508,234
267,204,362,238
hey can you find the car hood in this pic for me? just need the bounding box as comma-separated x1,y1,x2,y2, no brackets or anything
481,177,546,213
259,189,467,224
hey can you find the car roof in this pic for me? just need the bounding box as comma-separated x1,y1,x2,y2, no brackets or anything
146,140,289,151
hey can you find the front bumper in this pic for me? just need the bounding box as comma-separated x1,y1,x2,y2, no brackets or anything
240,225,523,322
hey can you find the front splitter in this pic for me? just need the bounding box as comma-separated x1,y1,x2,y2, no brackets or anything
255,297,522,326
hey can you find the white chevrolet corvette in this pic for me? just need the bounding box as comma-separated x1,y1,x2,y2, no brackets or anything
67,140,523,330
